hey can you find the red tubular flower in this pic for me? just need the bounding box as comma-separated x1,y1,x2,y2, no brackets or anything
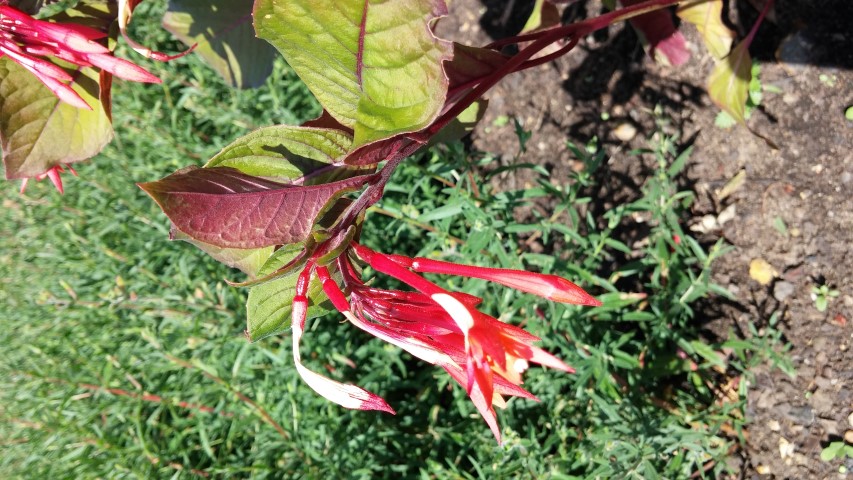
0,5,161,110
288,242,599,443
19,164,76,194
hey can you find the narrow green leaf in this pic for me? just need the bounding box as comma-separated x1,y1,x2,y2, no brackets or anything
690,340,725,368
254,0,452,147
163,0,277,88
667,146,693,177
708,41,752,125
418,203,464,222
0,59,112,179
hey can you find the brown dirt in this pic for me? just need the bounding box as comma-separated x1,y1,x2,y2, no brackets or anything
438,1,853,478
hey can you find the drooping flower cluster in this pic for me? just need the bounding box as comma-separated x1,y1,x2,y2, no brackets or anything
290,241,600,443
0,4,173,193
0,5,161,109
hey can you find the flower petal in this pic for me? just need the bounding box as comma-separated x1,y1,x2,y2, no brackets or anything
291,296,394,414
412,257,602,306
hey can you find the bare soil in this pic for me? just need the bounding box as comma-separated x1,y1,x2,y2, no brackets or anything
438,1,853,478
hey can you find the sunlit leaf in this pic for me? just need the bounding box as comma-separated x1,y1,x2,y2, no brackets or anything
341,43,505,166
0,59,112,179
171,228,274,279
677,0,735,60
205,125,366,183
163,0,277,88
428,99,487,146
254,0,452,147
246,244,333,341
139,166,372,249
708,41,751,124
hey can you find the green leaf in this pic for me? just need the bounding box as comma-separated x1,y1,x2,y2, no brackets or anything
708,41,752,125
714,110,737,129
521,0,560,34
205,125,362,183
246,245,334,342
139,166,371,249
677,0,735,60
689,340,725,368
50,1,116,32
163,0,278,88
820,442,845,462
428,99,487,147
0,59,113,179
171,228,274,279
254,0,452,147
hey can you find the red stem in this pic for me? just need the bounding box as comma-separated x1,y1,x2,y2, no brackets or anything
743,0,774,48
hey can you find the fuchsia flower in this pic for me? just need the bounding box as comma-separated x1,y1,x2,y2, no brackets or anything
0,5,161,110
18,164,76,194
290,241,601,443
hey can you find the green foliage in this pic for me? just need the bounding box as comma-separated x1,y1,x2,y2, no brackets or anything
254,0,452,147
714,62,771,128
820,441,853,462
163,0,278,88
708,41,751,125
811,284,840,313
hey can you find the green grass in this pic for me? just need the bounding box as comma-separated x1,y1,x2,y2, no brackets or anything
1,3,792,479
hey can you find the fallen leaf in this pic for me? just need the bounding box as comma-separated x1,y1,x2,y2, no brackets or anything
749,258,778,286
716,169,746,200
778,436,795,459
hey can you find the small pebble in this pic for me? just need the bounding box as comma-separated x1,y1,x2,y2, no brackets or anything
769,420,781,431
613,123,637,142
779,436,795,458
756,464,771,474
845,430,853,444
848,412,853,428
773,281,796,302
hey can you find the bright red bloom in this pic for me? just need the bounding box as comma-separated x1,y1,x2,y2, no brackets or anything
289,242,600,443
0,5,161,110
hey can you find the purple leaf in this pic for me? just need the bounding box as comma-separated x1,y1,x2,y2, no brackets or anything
619,0,690,67
139,166,372,249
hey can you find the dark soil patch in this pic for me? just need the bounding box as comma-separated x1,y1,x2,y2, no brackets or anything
438,1,853,477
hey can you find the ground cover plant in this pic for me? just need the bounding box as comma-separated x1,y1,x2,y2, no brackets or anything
1,0,798,477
